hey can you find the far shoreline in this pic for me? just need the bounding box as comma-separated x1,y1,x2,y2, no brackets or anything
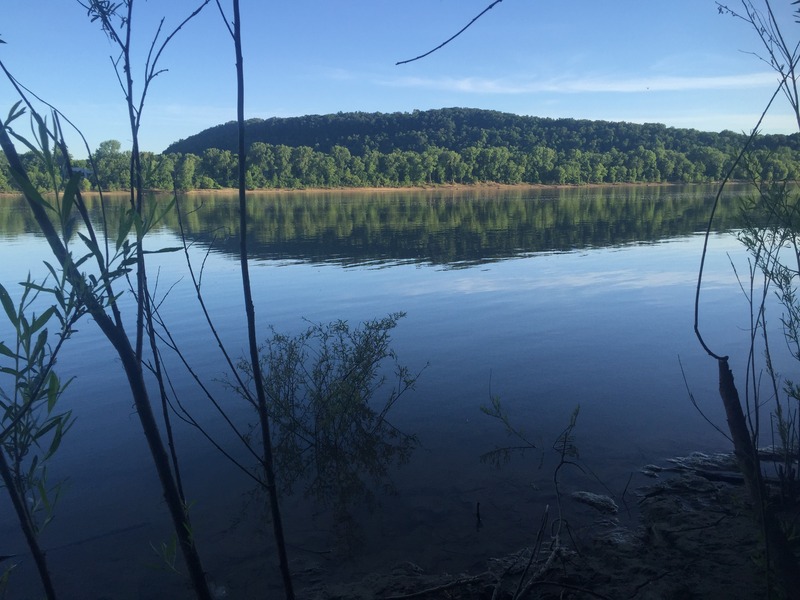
183,181,706,196
0,180,742,199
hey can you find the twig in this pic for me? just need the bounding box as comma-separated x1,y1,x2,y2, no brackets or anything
396,0,504,65
515,542,563,599
513,505,550,599
665,513,729,534
519,580,615,600
679,356,733,442
628,570,673,599
383,571,496,599
694,73,786,360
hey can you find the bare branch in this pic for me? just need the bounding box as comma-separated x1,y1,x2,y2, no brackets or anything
694,76,785,360
396,0,504,66
214,0,234,39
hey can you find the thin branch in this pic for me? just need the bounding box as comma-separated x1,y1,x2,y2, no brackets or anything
154,342,264,486
214,0,234,39
694,76,784,359
679,356,733,442
173,193,253,399
0,61,120,327
396,0,504,65
140,1,211,116
149,304,261,466
384,572,497,599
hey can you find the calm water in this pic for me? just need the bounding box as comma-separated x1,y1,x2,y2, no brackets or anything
0,184,765,598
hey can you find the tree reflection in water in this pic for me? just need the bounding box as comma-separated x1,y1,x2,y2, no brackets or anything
234,313,422,546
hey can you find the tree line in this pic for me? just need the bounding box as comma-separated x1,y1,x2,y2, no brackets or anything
1,108,799,192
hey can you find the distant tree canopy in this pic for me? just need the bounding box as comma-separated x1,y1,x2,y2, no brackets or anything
2,108,798,192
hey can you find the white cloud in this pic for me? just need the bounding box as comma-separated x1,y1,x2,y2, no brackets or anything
654,111,798,134
377,71,780,95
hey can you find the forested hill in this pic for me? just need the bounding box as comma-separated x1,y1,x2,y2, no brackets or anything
5,108,799,193
166,107,795,157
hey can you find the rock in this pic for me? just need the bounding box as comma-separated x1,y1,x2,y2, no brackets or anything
666,451,738,472
640,464,662,478
211,584,228,599
570,491,618,514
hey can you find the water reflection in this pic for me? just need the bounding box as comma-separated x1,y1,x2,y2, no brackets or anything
0,185,747,267
182,186,745,266
232,314,420,547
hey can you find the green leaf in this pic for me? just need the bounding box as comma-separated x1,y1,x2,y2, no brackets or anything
43,261,59,282
0,283,18,327
132,211,145,238
0,341,17,359
31,329,48,362
153,197,176,228
77,231,101,260
143,246,182,254
34,418,58,441
47,371,59,411
33,112,52,169
116,208,134,251
30,307,56,334
73,251,94,269
141,201,159,236
37,480,51,512
44,419,68,460
5,100,25,126
21,282,57,295
6,127,43,160
60,173,81,236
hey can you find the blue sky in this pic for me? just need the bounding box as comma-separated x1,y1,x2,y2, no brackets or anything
1,1,797,157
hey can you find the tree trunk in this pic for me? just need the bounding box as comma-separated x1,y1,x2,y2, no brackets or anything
0,448,58,600
232,1,295,597
717,358,800,596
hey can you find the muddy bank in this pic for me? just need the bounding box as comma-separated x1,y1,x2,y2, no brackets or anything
301,452,781,599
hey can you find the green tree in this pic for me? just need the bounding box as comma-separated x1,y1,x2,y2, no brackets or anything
0,152,12,191
93,139,130,190
290,146,313,185
331,145,356,186
273,144,294,187
689,146,727,180
173,152,200,190
141,151,175,190
525,145,556,183
199,147,237,188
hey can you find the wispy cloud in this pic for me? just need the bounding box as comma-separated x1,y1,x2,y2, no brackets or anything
377,72,779,94
654,111,798,134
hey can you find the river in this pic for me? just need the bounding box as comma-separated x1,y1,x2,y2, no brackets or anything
0,184,768,598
